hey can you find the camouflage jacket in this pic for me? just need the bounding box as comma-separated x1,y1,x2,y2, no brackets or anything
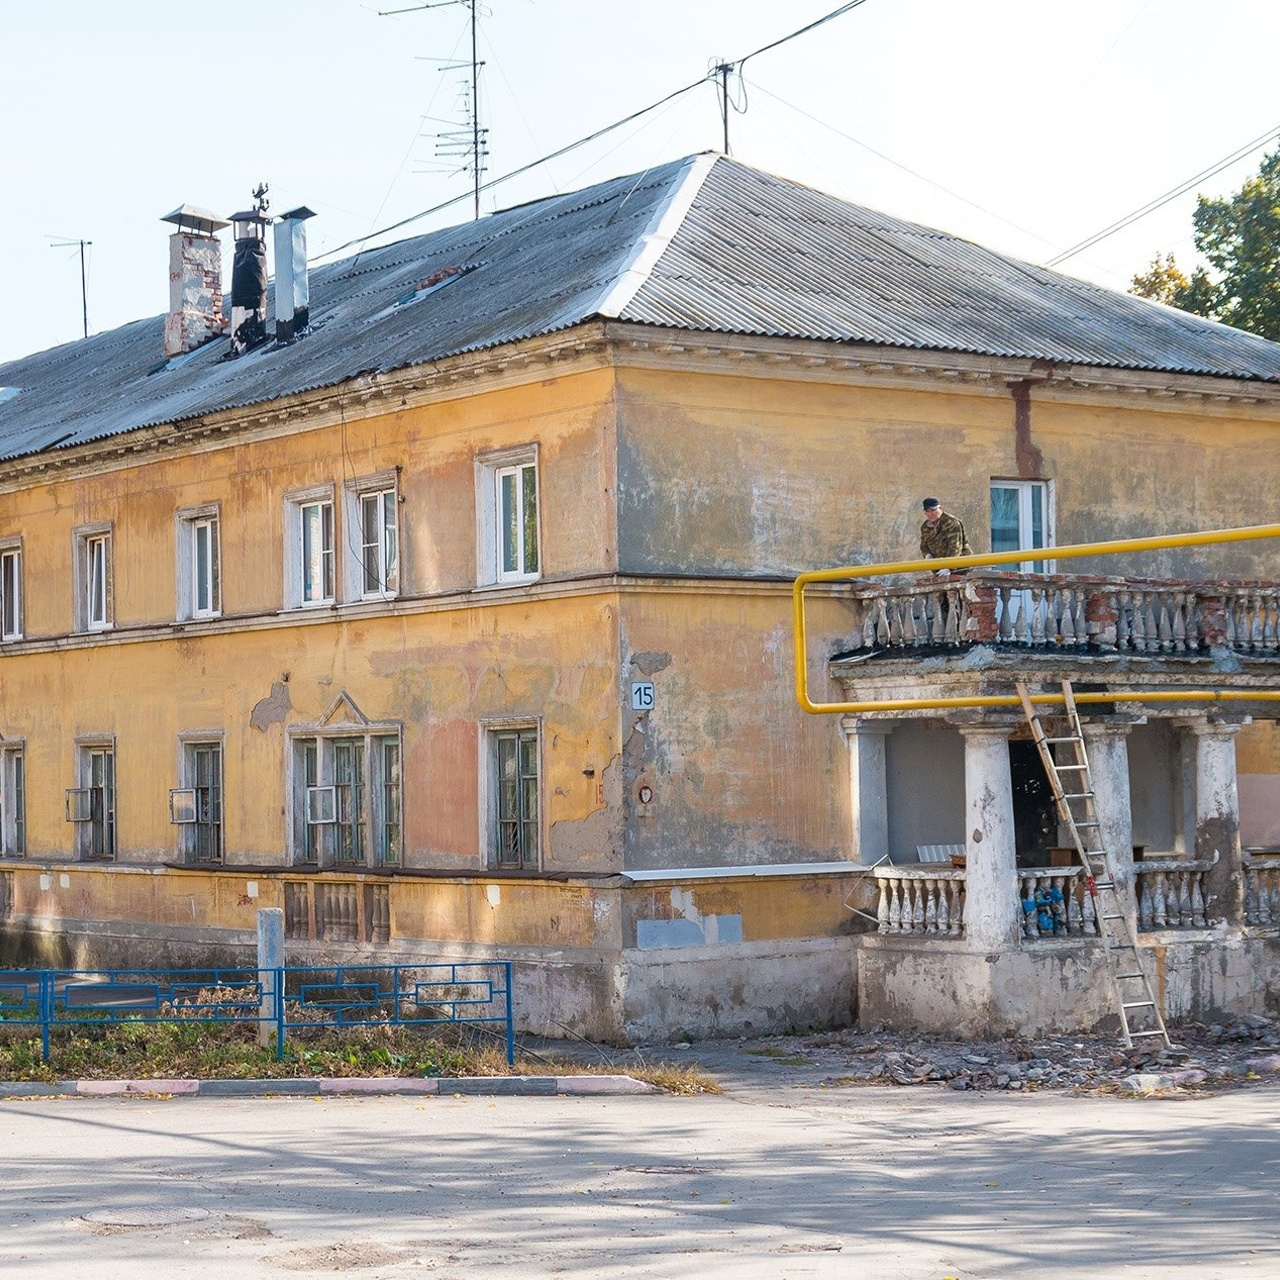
920,511,972,561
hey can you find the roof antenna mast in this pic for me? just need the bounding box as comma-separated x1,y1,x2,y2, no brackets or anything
380,0,489,220
49,238,92,340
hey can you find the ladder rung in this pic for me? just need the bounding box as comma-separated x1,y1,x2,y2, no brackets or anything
1044,736,1083,745
1056,763,1088,771
1115,972,1147,980
1075,821,1101,828
1100,913,1127,921
1129,1030,1169,1039
1122,1000,1156,1010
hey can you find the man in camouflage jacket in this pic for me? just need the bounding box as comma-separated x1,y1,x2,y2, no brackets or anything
919,497,972,564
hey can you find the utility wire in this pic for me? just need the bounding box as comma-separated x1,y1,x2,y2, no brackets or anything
1047,123,1280,266
315,74,707,261
735,0,870,70
319,2,873,262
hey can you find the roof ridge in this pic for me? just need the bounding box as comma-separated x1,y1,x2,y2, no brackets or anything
590,153,719,320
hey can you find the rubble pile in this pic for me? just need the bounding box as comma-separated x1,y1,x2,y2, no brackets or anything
746,1011,1280,1095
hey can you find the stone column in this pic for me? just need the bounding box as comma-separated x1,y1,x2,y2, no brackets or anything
1188,719,1246,924
841,717,892,865
960,725,1019,951
1082,720,1137,933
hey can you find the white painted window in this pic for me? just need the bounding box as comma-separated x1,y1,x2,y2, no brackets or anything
67,740,115,860
476,447,540,585
0,541,21,640
990,479,1054,571
284,486,336,607
0,744,25,857
73,524,113,632
176,505,221,620
289,727,402,867
343,474,400,600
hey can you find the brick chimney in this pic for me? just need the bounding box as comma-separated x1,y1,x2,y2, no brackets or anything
160,204,229,358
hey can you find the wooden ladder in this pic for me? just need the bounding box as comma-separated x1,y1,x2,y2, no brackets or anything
1016,680,1171,1049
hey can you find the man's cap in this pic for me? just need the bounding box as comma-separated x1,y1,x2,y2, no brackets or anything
922,497,940,510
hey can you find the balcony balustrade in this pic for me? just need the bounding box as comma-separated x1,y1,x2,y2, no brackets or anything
841,572,1280,656
870,855,1226,943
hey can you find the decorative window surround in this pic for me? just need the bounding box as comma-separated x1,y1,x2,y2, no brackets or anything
476,446,540,587
342,471,401,601
284,484,336,608
73,522,113,632
175,504,221,621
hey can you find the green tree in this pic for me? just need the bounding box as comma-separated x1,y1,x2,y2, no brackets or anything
1131,252,1189,306
1136,147,1280,341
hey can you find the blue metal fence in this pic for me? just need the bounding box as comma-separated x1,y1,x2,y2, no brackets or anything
0,961,515,1065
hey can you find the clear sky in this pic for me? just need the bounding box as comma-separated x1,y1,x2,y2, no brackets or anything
4,0,1279,365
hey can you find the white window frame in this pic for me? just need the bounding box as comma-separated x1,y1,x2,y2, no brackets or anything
0,539,22,641
989,479,1055,572
284,485,336,608
342,472,401,601
73,523,113,633
476,446,540,586
175,504,221,621
287,722,403,868
0,742,26,857
68,737,116,861
480,717,542,872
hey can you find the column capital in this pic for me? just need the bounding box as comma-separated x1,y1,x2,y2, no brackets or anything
839,715,894,740
1080,718,1138,741
1182,719,1248,740
956,722,1016,742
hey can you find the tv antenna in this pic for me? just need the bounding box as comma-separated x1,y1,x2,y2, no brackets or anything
380,0,488,220
49,237,92,340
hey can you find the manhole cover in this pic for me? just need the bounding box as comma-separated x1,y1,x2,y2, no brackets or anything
81,1207,210,1228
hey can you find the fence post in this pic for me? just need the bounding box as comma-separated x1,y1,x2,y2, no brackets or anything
40,970,53,1064
504,961,514,1066
256,908,284,1049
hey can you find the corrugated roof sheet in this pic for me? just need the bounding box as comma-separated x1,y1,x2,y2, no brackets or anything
3,154,1279,466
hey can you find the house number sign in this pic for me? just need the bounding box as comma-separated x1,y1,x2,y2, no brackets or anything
630,681,655,711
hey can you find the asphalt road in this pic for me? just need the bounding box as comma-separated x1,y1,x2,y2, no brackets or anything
1,1067,1276,1280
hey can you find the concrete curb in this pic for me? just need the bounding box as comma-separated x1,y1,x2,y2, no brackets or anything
0,1074,661,1099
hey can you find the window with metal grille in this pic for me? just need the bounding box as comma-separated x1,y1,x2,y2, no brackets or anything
292,730,402,867
68,743,115,860
493,727,539,870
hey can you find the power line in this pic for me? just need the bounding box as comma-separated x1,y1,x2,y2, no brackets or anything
315,74,706,262
1047,123,1280,267
321,2,875,262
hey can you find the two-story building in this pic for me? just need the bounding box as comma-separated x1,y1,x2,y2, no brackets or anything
0,153,1277,1040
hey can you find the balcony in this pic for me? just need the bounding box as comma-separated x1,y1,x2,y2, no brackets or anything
837,571,1280,657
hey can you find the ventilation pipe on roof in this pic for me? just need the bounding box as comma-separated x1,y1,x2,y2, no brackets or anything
160,204,229,358
228,184,271,357
273,205,315,342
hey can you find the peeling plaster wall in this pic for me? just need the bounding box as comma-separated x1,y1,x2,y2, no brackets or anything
614,363,1280,580
0,367,624,872
856,934,1280,1036
617,588,848,870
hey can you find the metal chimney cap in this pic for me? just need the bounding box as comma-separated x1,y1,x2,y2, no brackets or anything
160,204,230,235
229,208,270,224
278,205,317,223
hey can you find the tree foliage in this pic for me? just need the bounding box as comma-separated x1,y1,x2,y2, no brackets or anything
1130,252,1189,306
1133,147,1280,341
